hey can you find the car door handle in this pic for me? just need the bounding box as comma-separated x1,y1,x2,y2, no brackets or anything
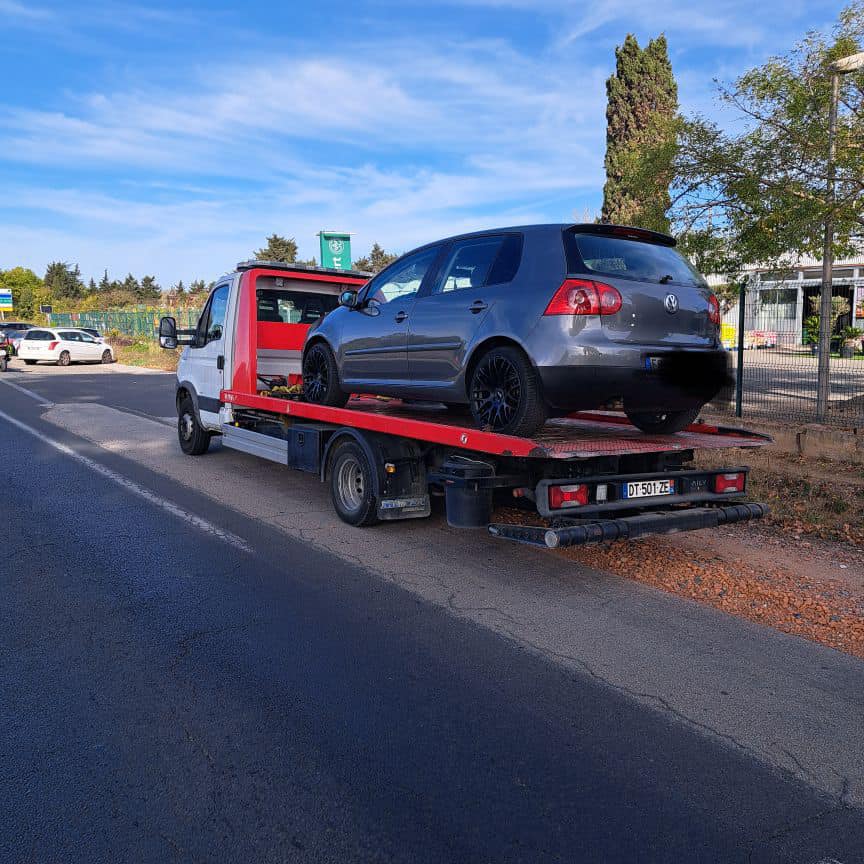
469,301,488,313
394,311,408,323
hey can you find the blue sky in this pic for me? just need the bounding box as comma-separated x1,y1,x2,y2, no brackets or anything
0,0,848,286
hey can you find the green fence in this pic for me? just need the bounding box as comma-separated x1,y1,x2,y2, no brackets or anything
47,309,201,338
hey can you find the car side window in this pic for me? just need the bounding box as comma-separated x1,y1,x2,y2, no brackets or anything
59,331,80,341
433,237,505,295
365,247,440,306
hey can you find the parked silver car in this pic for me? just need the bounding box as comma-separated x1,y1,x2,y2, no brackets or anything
302,224,728,437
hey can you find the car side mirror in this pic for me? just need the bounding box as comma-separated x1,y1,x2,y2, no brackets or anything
159,316,178,349
339,290,358,309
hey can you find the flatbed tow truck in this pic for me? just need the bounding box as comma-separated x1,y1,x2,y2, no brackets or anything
161,261,770,549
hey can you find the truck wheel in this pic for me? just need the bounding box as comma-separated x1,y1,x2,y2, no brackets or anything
57,350,71,367
178,395,211,455
468,345,546,437
303,342,349,407
328,440,379,527
625,406,701,435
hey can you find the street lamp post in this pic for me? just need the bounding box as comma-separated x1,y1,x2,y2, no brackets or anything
816,51,864,420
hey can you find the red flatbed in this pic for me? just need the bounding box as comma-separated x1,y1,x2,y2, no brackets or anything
221,389,770,460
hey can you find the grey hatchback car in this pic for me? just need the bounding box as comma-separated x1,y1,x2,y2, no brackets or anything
302,224,728,438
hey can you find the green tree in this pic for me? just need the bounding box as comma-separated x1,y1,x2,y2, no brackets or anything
0,267,45,318
643,3,864,278
601,33,678,232
353,242,398,273
87,277,97,294
254,234,299,263
187,279,207,296
121,273,140,297
44,261,84,300
138,275,162,304
98,270,111,292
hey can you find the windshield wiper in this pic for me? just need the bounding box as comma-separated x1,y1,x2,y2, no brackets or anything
658,274,674,284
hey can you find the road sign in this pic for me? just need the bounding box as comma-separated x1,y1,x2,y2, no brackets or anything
40,304,53,314
0,290,12,311
318,232,351,270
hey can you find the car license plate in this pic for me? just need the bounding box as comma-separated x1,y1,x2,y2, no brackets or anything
622,479,675,499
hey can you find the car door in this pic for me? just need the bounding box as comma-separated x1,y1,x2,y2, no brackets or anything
339,245,442,388
78,331,104,360
407,234,520,388
57,331,84,360
184,283,230,427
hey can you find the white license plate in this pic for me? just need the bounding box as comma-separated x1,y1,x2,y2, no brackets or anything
622,479,675,499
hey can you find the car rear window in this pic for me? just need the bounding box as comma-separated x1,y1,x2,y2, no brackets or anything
256,289,338,324
564,230,705,287
25,330,53,340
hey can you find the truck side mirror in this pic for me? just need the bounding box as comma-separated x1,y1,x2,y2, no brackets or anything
339,290,358,309
159,316,178,349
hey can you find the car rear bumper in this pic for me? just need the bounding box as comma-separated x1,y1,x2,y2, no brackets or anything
538,350,731,411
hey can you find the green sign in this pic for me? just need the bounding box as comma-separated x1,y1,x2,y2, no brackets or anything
318,231,351,270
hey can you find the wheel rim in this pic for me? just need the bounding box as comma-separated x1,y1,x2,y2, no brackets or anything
335,455,364,512
304,348,329,402
60,352,70,366
102,351,111,362
180,412,195,442
470,354,522,428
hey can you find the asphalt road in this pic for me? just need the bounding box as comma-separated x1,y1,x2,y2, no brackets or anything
2,364,864,862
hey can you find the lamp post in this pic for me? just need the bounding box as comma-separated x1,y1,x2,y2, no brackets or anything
816,51,864,420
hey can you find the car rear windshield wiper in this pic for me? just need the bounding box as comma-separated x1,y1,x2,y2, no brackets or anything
658,274,674,284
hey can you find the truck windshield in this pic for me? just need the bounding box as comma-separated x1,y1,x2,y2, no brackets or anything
564,231,706,288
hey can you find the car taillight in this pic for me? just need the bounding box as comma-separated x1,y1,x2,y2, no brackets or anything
48,341,59,350
713,472,745,493
548,483,589,509
545,279,622,316
708,294,721,325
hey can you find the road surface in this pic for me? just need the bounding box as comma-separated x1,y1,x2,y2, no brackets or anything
1,362,863,862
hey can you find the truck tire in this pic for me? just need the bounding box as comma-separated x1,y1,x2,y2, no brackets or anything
303,342,349,407
178,395,212,455
468,345,546,437
328,440,379,527
624,406,701,435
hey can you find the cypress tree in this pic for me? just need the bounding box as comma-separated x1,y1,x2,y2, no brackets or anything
601,34,678,232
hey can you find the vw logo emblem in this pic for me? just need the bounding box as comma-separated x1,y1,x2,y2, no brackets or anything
664,293,679,314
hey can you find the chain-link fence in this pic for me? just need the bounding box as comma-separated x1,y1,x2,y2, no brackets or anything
715,279,864,428
47,308,201,337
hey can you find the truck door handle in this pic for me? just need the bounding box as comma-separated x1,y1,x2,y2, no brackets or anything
394,311,408,323
469,301,488,313
217,355,224,370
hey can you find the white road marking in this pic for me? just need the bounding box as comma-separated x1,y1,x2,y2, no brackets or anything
0,375,54,406
0,407,251,554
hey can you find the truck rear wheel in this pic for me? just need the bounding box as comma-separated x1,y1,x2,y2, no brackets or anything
178,395,212,455
328,440,379,527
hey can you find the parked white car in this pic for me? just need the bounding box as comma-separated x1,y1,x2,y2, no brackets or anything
17,328,114,366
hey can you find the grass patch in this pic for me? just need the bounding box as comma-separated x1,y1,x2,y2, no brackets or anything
111,335,179,372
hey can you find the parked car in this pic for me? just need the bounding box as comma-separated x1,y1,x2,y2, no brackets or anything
17,328,114,366
81,327,106,343
0,321,34,355
301,223,729,436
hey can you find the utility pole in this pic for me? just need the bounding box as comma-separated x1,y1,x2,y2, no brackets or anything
816,52,864,420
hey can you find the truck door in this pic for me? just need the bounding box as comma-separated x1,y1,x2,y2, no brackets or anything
186,282,230,428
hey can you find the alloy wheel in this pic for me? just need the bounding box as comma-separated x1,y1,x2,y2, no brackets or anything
470,354,522,429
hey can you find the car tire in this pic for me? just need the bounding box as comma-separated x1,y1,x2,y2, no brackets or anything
468,345,547,437
328,440,379,527
101,349,113,364
24,359,36,365
57,350,71,367
624,406,701,435
178,395,211,456
303,342,349,407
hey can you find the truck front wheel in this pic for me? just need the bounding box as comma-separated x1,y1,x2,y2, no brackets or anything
328,440,379,527
178,395,211,456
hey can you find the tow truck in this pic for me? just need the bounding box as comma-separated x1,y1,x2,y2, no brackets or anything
159,261,769,549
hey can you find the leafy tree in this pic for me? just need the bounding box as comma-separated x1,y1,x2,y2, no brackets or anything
601,34,678,232
44,261,85,300
138,275,161,303
188,279,208,296
254,234,299,263
0,267,45,318
353,242,398,273
636,3,864,278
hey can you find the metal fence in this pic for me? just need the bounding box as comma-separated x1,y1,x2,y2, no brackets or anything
714,281,864,428
47,308,201,337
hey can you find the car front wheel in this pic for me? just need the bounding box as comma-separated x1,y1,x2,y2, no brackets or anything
468,345,547,437
625,406,701,435
101,349,113,364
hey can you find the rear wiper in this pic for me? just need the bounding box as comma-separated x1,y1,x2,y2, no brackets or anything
658,274,674,284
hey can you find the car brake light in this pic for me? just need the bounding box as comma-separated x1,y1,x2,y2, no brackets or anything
713,472,745,493
708,294,721,325
545,279,622,316
48,341,59,350
548,483,589,509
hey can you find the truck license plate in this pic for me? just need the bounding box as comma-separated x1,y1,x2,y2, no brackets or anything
622,479,675,499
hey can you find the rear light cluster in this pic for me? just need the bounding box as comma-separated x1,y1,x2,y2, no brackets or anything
713,472,745,493
545,279,622,317
548,483,589,509
708,294,721,325
48,341,59,350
